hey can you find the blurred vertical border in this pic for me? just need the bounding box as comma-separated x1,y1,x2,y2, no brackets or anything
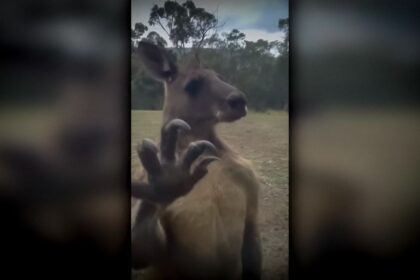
291,0,420,279
0,0,131,279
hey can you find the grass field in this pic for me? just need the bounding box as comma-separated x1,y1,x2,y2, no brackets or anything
132,110,289,279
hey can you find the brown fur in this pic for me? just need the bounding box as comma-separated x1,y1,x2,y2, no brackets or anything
132,42,261,280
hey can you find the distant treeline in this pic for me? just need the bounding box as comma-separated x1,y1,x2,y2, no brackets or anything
131,1,289,111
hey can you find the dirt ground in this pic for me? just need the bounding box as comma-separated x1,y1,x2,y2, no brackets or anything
131,110,289,279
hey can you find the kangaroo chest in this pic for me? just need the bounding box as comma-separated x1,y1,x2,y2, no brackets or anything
161,160,248,270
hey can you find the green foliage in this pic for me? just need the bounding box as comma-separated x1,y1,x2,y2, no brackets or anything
148,0,218,49
131,22,148,51
223,29,246,50
145,31,168,47
278,17,289,54
132,22,148,39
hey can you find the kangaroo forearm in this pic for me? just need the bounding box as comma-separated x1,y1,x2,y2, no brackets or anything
132,201,168,268
132,180,157,201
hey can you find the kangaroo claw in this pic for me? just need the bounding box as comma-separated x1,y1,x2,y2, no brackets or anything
161,119,191,163
183,140,217,169
138,139,161,177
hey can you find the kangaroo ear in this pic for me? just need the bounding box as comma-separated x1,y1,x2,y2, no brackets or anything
137,41,178,82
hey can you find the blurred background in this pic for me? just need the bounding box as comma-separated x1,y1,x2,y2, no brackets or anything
0,0,130,279
292,0,420,279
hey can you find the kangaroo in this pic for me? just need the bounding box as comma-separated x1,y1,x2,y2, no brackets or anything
131,41,262,280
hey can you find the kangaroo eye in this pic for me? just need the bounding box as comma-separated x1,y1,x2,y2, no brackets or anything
184,78,203,96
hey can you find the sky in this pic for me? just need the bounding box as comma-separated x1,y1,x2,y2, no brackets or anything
131,0,288,46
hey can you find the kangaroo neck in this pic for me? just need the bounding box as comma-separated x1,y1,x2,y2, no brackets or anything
162,114,230,156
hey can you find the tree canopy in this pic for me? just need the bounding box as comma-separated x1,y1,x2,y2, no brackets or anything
148,0,218,49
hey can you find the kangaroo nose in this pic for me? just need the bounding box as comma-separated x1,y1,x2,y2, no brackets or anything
227,91,247,112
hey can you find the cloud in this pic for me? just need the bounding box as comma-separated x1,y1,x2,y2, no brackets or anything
212,0,288,33
241,29,285,42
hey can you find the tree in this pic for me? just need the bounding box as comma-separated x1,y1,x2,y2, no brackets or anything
278,17,289,54
244,39,277,57
132,22,148,39
148,0,218,50
203,33,222,48
224,29,246,50
131,22,148,50
145,31,168,47
185,1,218,48
277,18,289,110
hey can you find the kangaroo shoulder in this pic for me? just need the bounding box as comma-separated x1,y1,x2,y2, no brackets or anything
218,154,260,192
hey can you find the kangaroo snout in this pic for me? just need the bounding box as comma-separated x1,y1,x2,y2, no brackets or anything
227,91,247,117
